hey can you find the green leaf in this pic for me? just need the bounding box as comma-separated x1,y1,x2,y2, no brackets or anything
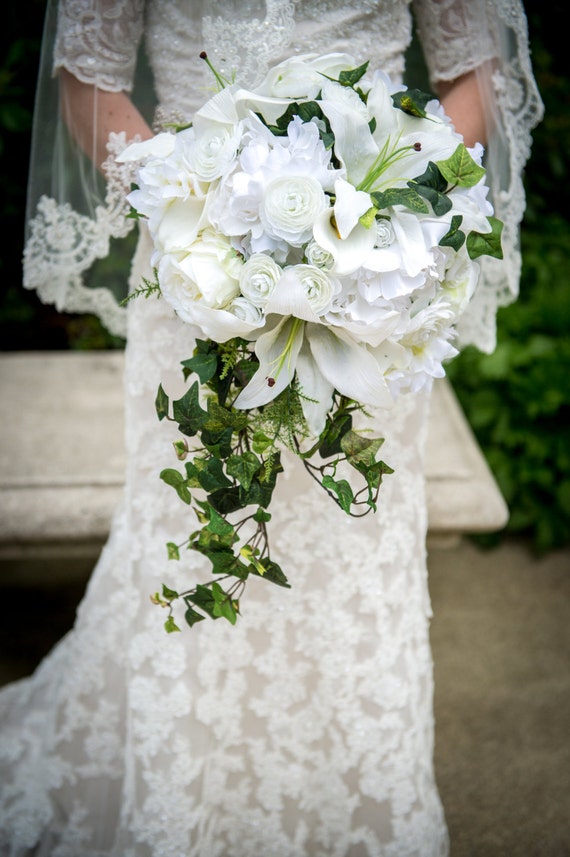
181,352,218,383
252,431,273,454
253,507,272,523
466,216,504,261
319,411,353,458
205,399,248,433
155,384,169,421
322,475,354,514
172,381,208,437
340,430,384,465
439,214,466,252
391,88,433,118
186,585,218,620
211,581,238,624
370,188,429,214
227,452,262,492
172,439,189,460
160,468,192,504
201,426,233,459
166,543,180,561
184,605,206,627
162,583,179,599
194,457,232,493
249,557,291,588
164,615,181,633
338,60,369,87
436,143,486,188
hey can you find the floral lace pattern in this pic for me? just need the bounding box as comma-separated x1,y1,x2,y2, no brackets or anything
1,230,448,855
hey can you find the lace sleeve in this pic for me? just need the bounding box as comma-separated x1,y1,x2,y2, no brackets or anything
22,0,150,338
412,0,544,353
53,0,145,92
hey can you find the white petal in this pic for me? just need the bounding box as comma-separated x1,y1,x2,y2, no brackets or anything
116,132,176,162
234,317,305,410
333,180,373,239
295,340,335,435
264,268,323,322
313,210,376,276
306,324,393,409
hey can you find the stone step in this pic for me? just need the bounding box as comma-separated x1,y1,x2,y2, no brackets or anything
0,351,508,561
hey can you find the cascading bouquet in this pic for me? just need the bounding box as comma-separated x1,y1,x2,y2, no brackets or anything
119,53,502,631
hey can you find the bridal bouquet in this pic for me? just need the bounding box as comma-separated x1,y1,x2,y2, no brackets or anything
120,53,502,630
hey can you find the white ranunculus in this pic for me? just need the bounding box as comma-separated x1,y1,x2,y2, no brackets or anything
260,175,328,246
305,239,334,270
184,229,243,309
239,254,283,307
292,264,340,316
228,296,264,324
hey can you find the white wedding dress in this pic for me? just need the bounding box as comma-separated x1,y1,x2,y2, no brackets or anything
0,2,542,855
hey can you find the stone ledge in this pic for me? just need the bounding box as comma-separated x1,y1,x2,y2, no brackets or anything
0,351,508,559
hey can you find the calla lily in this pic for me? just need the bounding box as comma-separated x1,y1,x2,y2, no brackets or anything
333,179,373,239
313,208,376,276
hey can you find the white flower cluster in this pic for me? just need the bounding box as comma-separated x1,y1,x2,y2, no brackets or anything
120,53,495,434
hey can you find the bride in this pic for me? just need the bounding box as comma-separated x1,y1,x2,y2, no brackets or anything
0,2,542,855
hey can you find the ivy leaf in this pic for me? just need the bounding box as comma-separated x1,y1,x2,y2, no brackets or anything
201,426,233,459
466,216,504,261
253,507,272,523
172,381,208,437
186,585,218,620
370,188,429,214
155,384,169,421
211,581,238,624
166,543,180,561
391,88,433,118
439,214,466,252
338,60,369,87
194,457,232,493
248,557,291,588
322,475,354,513
204,399,249,433
184,605,206,628
319,411,353,458
162,583,179,599
408,163,452,216
181,351,218,384
227,452,262,492
164,615,181,633
160,468,192,504
341,430,384,466
436,143,486,188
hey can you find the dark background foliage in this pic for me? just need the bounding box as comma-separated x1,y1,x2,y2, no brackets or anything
0,2,568,551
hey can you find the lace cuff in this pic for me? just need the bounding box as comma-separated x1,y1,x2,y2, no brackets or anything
53,0,145,92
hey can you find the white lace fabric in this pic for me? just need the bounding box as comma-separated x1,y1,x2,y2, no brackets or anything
1,1,543,854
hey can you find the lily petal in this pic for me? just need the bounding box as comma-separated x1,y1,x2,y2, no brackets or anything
333,180,373,239
313,209,376,276
306,324,393,409
234,316,305,410
295,339,335,435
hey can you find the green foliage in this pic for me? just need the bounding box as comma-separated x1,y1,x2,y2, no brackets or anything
152,338,390,630
445,9,570,554
447,217,570,553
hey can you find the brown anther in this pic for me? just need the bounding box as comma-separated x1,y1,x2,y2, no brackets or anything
267,377,276,387
413,142,422,151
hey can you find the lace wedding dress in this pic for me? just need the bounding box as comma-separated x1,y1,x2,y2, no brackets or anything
0,2,542,855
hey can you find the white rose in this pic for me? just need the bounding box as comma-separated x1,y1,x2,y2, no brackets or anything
185,229,242,308
294,264,340,315
239,254,283,307
157,252,201,323
260,175,328,246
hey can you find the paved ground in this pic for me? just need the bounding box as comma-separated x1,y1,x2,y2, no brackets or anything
1,536,569,856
